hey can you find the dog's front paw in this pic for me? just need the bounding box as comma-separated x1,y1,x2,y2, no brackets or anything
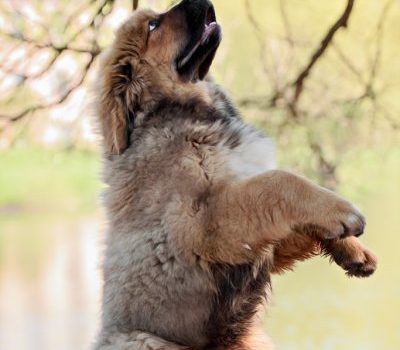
324,237,377,278
295,196,366,241
324,202,365,240
338,246,377,278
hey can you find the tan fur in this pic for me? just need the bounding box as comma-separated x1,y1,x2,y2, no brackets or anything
323,236,377,277
94,2,377,349
99,9,211,155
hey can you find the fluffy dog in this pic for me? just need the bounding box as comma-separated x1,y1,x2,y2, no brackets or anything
94,1,377,349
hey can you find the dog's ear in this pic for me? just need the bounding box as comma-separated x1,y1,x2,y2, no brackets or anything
99,58,139,155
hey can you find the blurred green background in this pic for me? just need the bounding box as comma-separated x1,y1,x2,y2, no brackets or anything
0,0,399,349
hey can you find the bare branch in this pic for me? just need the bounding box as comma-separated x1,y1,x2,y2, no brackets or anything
308,138,338,189
0,30,101,55
244,0,283,95
64,2,98,30
244,0,262,33
237,96,272,109
68,0,114,42
0,0,114,131
0,54,97,123
291,0,355,103
332,43,365,86
368,0,394,92
379,104,400,130
25,53,61,80
0,41,38,77
279,0,294,47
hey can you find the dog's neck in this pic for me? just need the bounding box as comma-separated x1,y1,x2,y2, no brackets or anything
140,64,213,109
133,64,218,126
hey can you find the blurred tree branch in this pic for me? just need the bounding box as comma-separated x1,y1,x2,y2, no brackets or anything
241,0,356,117
1,54,97,123
0,0,398,187
290,0,354,106
240,0,398,187
0,0,113,129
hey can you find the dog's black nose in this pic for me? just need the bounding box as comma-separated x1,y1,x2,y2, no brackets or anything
171,0,214,34
180,0,212,6
178,0,213,13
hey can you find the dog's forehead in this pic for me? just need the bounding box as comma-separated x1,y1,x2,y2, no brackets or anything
117,9,157,38
129,9,158,23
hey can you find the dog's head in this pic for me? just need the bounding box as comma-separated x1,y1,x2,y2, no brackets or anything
99,0,222,155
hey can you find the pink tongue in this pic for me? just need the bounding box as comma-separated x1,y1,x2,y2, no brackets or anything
201,22,217,45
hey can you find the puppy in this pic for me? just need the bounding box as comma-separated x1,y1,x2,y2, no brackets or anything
94,1,377,349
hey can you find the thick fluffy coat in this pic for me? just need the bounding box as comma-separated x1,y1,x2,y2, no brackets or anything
94,1,377,349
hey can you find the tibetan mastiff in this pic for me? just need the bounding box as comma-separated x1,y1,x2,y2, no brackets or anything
94,0,377,349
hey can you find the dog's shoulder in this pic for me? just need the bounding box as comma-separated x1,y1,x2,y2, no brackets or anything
127,82,275,180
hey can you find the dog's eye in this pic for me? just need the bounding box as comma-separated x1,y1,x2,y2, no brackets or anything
149,19,159,32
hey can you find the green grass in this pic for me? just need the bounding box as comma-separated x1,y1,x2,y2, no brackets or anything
0,147,101,214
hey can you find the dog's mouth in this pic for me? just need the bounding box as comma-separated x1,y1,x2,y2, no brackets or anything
176,4,221,81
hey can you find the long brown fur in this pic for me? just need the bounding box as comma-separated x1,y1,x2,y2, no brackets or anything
93,1,377,349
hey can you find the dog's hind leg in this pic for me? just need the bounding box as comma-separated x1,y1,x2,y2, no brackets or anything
94,331,191,350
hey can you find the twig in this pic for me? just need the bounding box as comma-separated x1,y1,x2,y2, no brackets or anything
0,54,97,123
368,0,394,93
244,0,262,33
0,0,113,128
308,138,338,189
68,0,114,42
244,0,282,95
238,96,272,109
279,0,294,47
0,30,101,55
332,43,365,86
291,0,355,103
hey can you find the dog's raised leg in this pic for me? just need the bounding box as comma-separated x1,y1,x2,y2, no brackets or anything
271,234,377,277
171,170,367,265
270,234,320,273
322,236,377,277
